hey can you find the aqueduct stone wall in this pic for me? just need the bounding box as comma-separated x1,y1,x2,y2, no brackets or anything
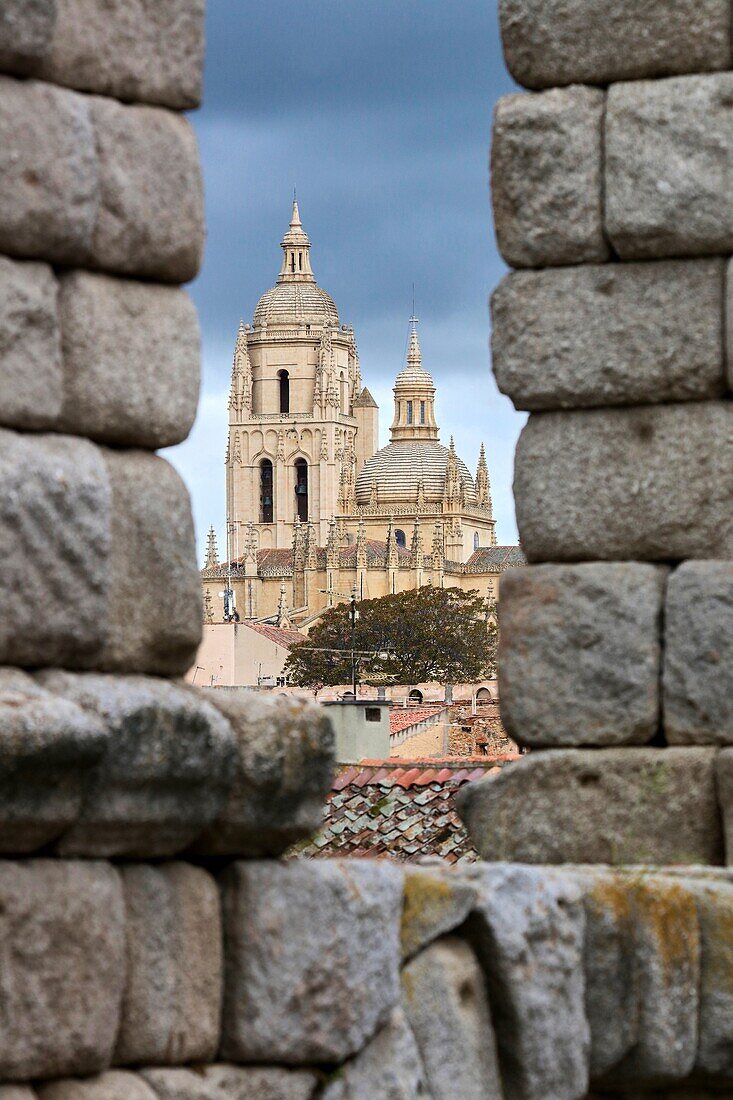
1,2,733,1099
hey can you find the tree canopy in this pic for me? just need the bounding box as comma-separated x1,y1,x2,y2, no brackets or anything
284,585,497,687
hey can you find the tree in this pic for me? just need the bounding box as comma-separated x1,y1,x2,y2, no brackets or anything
284,585,497,687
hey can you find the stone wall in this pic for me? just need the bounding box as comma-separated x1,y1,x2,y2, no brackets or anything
458,0,733,870
4,3,733,1099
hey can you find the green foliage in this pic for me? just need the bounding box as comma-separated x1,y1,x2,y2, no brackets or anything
285,585,497,687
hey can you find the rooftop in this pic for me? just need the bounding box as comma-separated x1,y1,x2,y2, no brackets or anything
297,756,517,863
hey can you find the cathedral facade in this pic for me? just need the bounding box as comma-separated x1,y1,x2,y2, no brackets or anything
202,202,523,627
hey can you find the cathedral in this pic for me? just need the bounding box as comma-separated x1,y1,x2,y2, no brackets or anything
201,201,523,628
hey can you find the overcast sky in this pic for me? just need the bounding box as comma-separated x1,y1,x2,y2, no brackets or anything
166,0,523,560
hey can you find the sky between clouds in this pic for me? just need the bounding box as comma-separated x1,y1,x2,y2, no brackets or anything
165,0,523,560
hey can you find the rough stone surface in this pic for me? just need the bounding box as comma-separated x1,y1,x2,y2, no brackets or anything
580,871,700,1086
38,1073,157,1100
0,0,56,74
220,859,403,1064
606,74,733,260
491,86,608,269
499,0,732,90
36,0,204,109
457,749,723,866
0,1090,38,1100
320,1009,427,1100
57,271,200,448
715,752,733,870
402,937,503,1100
0,668,106,852
664,562,733,744
89,96,203,284
114,863,222,1065
204,1066,318,1100
192,691,335,857
498,563,666,748
491,260,725,411
143,1066,319,1100
465,864,589,1100
99,450,202,676
400,865,478,960
36,672,235,857
0,860,125,1080
0,256,62,431
684,878,733,1080
0,429,110,669
0,77,97,265
514,403,733,563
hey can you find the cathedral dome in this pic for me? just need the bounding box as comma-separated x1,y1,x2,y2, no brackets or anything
253,281,340,327
252,199,340,328
355,439,477,505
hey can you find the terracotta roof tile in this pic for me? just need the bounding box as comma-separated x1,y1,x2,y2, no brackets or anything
389,705,448,736
246,621,303,648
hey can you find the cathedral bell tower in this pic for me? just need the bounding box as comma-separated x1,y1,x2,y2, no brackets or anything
224,201,379,563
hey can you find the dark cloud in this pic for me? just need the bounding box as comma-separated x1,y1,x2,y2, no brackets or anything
169,0,524,555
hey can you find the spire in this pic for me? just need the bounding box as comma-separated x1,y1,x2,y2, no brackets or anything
476,443,492,514
278,198,314,283
410,519,424,569
326,515,339,568
276,582,292,629
432,520,445,568
204,526,219,569
228,319,251,418
386,515,399,569
356,517,367,567
390,315,439,442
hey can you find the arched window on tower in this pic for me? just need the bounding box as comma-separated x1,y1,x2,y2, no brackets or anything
474,532,480,551
407,401,413,425
260,459,274,524
294,458,308,522
278,370,290,415
420,401,426,425
395,529,407,548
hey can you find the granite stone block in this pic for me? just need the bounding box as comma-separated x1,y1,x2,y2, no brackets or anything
142,1065,319,1100
89,96,203,283
491,260,725,411
457,749,724,866
465,864,589,1100
0,669,106,852
0,77,97,266
99,451,202,676
114,863,222,1065
492,86,608,269
664,562,733,744
57,271,199,448
0,429,110,669
220,859,403,1064
402,937,503,1100
37,672,235,858
0,256,62,431
514,403,733,563
499,0,731,89
320,1009,427,1100
192,691,335,857
36,0,204,109
38,1074,157,1100
498,563,666,748
0,0,56,75
0,860,125,1080
400,865,478,960
606,74,733,260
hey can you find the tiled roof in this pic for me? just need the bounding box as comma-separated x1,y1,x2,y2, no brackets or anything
246,621,303,649
465,545,527,573
298,757,517,863
389,705,448,736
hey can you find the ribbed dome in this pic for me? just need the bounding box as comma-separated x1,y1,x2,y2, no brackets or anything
253,282,340,327
355,440,476,505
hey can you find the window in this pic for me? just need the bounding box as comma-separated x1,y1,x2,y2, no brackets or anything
407,400,413,425
294,458,308,522
278,370,290,415
408,688,424,704
474,532,480,551
395,529,406,548
298,251,303,270
260,459,274,524
420,401,425,424
365,707,381,723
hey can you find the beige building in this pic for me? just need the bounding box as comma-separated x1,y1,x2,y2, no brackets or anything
201,201,523,628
